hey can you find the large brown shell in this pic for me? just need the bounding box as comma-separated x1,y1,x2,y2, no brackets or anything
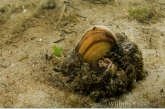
75,25,117,65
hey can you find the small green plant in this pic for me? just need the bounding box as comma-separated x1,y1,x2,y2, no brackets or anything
53,45,63,56
128,8,148,23
129,8,147,16
128,7,160,23
53,45,64,61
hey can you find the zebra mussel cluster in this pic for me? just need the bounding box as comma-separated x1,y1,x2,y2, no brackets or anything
60,25,145,101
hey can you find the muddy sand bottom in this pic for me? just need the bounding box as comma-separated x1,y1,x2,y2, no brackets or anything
0,0,165,108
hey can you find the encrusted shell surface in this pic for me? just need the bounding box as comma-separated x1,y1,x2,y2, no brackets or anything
60,25,145,101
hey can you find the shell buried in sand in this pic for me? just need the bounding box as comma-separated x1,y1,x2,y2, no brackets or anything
61,25,145,101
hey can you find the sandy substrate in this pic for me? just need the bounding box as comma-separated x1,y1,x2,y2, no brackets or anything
0,0,165,108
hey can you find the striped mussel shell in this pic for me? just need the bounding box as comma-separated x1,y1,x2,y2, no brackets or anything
75,25,117,65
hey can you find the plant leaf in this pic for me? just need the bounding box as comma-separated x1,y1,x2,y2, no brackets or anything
53,45,63,56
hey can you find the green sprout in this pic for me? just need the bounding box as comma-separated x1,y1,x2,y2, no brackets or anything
53,45,63,56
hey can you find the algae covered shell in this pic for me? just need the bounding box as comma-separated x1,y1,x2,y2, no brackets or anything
60,25,145,101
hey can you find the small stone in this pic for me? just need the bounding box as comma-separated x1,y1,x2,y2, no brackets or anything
53,67,61,72
160,89,164,92
42,0,56,9
1,58,10,68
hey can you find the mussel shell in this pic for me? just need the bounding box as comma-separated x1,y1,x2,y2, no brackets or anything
83,41,112,65
75,25,117,65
